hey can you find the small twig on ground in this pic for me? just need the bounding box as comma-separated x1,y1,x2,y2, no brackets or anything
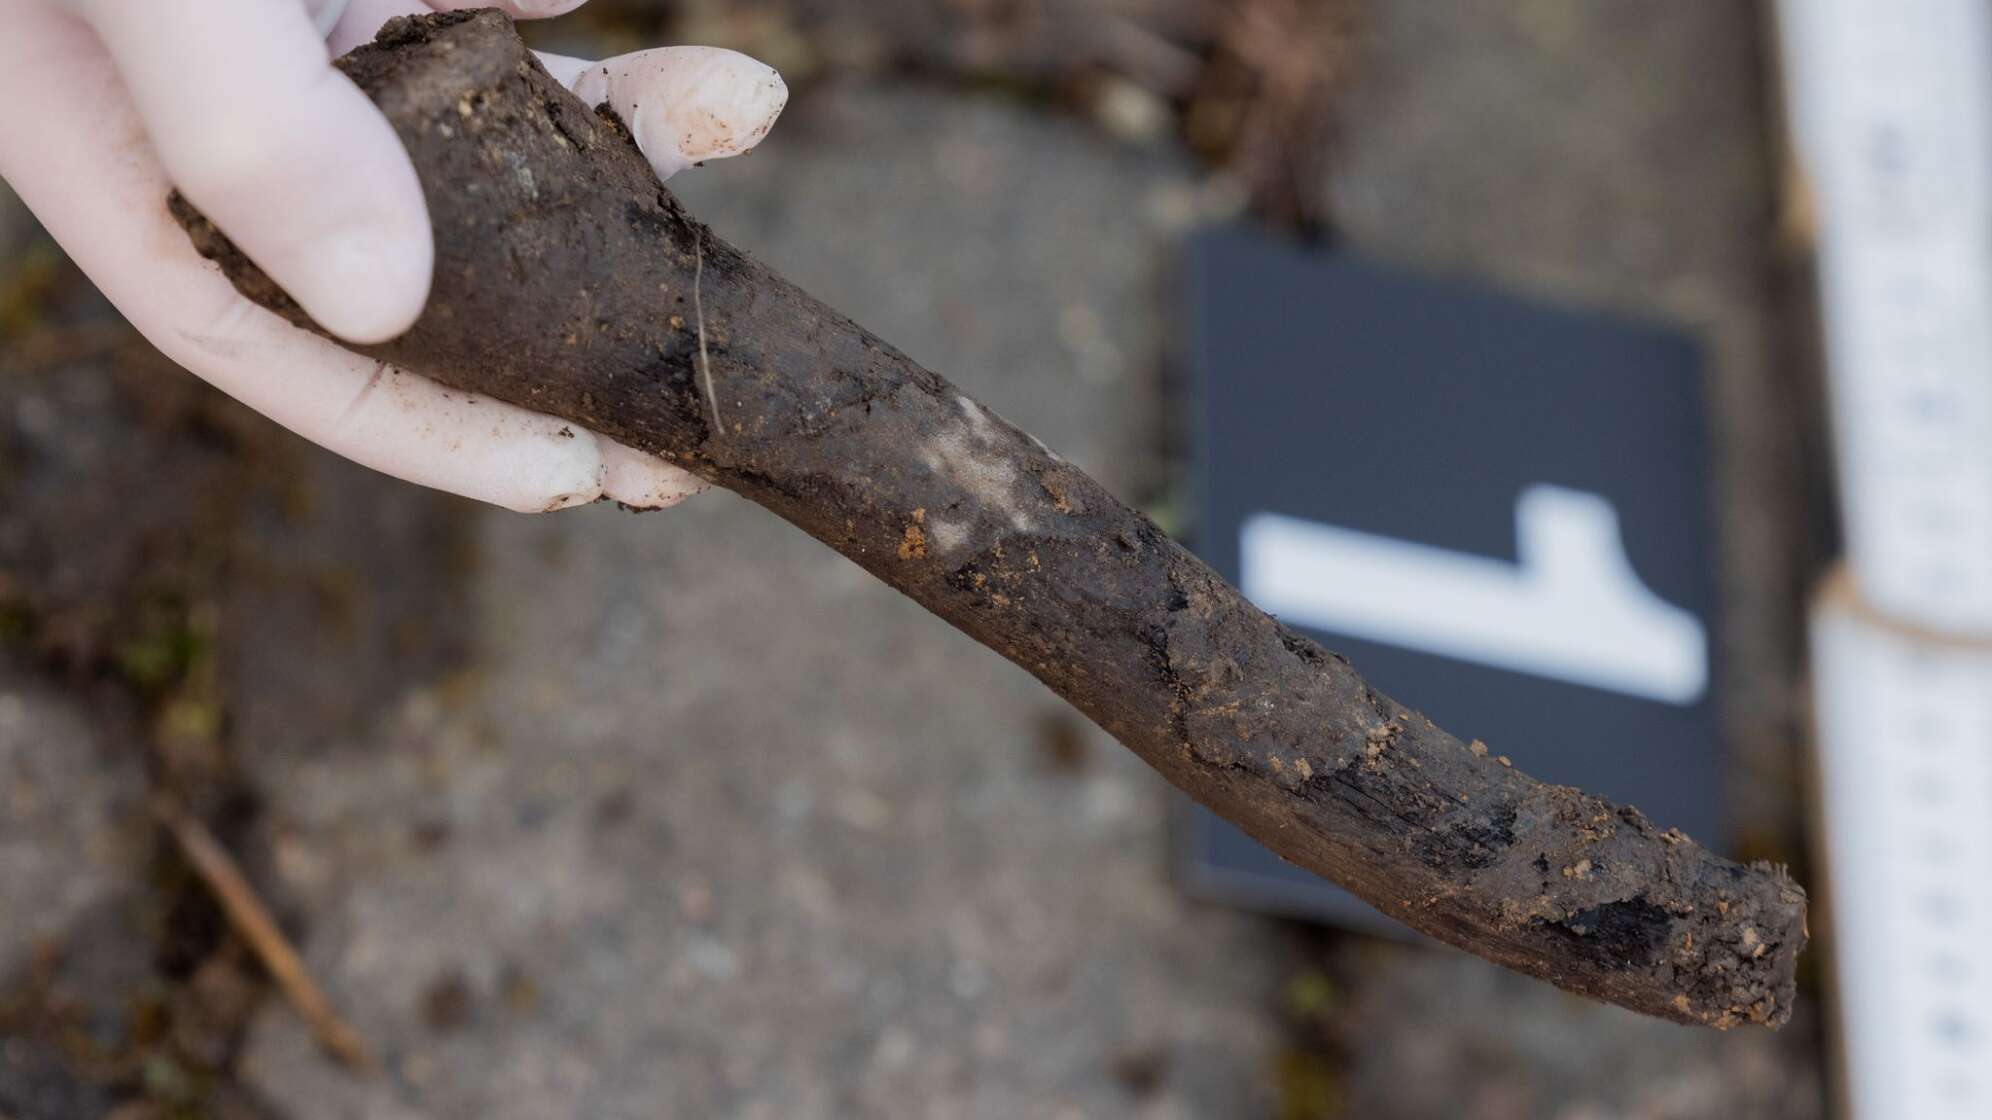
154,797,375,1074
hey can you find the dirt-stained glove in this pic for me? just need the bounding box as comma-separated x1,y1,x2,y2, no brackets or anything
0,0,786,511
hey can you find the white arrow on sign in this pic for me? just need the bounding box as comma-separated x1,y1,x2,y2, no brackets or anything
1239,485,1708,704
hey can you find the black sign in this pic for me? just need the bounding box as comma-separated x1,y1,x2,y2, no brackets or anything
1179,227,1725,934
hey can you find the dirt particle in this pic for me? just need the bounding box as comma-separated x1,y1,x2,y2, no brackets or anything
1035,710,1088,773
593,789,635,829
898,512,928,560
1468,739,1488,758
1108,1047,1168,1097
499,962,539,1016
1562,858,1592,880
1497,755,1512,767
1041,474,1074,513
678,876,716,924
421,971,474,1032
411,818,452,852
1363,721,1398,765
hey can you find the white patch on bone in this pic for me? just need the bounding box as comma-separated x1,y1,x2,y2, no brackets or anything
917,398,1037,535
928,519,968,554
958,395,1001,445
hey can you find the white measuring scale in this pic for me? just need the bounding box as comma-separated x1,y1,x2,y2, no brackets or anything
1779,1,1992,1116
1812,575,1992,1118
1782,0,1992,632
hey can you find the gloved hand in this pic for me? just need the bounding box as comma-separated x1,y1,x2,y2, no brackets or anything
0,0,786,511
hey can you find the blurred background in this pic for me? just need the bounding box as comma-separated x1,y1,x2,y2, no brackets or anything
0,0,1893,1116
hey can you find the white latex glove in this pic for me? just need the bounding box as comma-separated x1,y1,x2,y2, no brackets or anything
0,0,787,511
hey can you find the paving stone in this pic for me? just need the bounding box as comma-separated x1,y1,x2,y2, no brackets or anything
0,674,143,984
